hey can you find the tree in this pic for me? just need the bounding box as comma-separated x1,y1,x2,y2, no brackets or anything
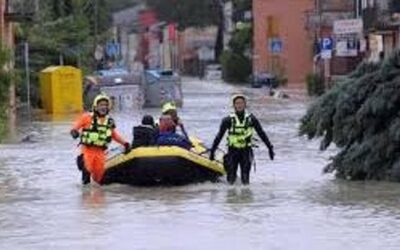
146,0,218,30
300,51,400,181
220,0,253,83
16,0,112,106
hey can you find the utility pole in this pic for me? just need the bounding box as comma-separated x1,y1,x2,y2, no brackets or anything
214,0,225,62
24,41,31,121
94,0,98,51
93,0,99,69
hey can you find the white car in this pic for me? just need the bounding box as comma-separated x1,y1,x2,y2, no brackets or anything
204,64,222,81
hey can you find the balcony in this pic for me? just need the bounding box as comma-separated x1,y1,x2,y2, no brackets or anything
390,1,400,13
319,0,355,12
362,6,396,31
5,0,38,22
305,10,354,30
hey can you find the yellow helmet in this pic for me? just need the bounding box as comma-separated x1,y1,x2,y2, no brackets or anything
162,101,177,114
93,94,111,109
231,93,247,104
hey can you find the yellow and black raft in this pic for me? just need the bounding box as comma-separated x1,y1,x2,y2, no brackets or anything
102,138,225,186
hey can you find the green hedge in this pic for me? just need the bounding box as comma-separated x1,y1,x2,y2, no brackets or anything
306,73,325,96
220,50,251,83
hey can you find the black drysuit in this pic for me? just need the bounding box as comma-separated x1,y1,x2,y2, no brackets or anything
211,112,274,185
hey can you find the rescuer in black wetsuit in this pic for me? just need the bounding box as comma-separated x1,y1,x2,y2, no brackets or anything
209,94,275,185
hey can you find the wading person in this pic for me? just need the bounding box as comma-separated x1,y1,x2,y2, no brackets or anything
209,94,275,185
70,94,130,185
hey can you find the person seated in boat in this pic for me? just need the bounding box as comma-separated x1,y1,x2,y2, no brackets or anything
132,115,157,149
156,114,192,150
161,101,189,140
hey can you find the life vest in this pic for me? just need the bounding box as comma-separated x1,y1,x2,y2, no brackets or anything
227,112,254,149
80,114,114,149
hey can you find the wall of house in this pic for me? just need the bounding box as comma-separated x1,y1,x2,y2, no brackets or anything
253,0,314,85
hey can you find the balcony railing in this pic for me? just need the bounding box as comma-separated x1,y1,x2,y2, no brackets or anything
389,0,400,13
362,6,394,30
305,10,354,30
319,0,355,12
5,0,38,22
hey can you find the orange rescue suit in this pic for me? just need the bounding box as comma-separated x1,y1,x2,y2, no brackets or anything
72,113,127,183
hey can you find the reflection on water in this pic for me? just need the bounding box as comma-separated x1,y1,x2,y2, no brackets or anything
303,179,400,213
1,79,400,250
225,187,254,204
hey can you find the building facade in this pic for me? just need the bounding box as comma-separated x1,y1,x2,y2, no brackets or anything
253,0,314,85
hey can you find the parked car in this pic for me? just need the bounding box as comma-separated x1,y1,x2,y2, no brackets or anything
204,64,222,81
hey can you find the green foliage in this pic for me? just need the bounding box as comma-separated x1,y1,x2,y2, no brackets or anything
233,0,251,10
16,0,116,106
299,53,400,181
146,0,218,30
220,50,251,83
229,25,252,54
221,22,252,83
306,73,325,96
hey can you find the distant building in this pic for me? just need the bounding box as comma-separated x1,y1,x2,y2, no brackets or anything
177,27,217,76
112,4,146,69
1,0,14,47
360,0,399,60
307,0,363,77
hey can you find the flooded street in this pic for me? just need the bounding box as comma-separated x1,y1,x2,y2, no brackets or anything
1,79,400,250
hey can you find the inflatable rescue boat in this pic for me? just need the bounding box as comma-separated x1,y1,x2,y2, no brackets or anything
102,138,225,186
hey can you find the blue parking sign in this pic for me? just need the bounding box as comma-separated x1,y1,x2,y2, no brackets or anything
321,37,333,50
269,38,283,53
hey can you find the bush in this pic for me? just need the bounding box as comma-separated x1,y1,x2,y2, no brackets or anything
306,73,325,96
220,50,251,83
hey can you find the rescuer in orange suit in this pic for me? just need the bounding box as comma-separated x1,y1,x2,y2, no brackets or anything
70,94,130,185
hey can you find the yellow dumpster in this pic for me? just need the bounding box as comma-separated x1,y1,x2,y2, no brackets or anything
39,66,83,114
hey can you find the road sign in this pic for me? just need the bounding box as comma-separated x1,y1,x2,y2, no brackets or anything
106,41,121,58
336,38,358,57
321,50,332,59
321,37,333,59
269,38,283,54
94,45,104,61
321,38,333,50
333,19,363,35
198,46,215,61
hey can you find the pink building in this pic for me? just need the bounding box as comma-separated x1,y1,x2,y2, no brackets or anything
253,0,314,85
